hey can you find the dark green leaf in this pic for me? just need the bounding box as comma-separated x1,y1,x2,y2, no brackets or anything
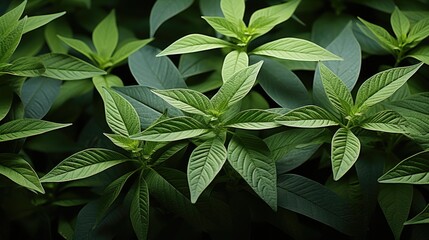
21,77,61,119
150,0,194,37
130,172,150,240
0,119,70,142
405,204,429,225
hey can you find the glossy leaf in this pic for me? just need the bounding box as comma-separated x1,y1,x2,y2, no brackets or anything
188,138,227,203
0,153,44,193
0,119,71,142
390,7,410,41
220,0,245,24
222,50,248,82
40,149,132,182
157,34,233,56
360,110,408,134
331,128,361,181
150,0,194,37
130,172,150,240
93,10,118,59
276,105,339,128
23,12,66,34
224,109,281,130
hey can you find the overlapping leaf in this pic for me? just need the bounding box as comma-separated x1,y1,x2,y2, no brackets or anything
0,119,70,142
331,128,361,181
276,105,339,128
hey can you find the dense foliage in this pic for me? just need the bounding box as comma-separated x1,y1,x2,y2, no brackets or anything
1,0,429,239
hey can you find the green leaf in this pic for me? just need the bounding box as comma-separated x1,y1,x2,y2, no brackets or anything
0,119,70,142
277,174,361,236
0,0,26,37
357,17,397,53
227,133,277,210
40,149,132,182
93,74,124,97
220,0,245,24
103,88,140,136
405,204,429,225
222,50,248,82
378,150,429,184
38,53,106,80
360,110,408,134
378,184,413,240
178,51,221,78
130,172,150,240
21,77,61,119
93,10,118,59
202,16,242,39
224,109,281,130
211,61,263,112
111,39,152,65
319,63,353,115
0,57,45,77
0,153,44,193
252,38,342,61
355,63,422,110
276,105,339,128
58,35,94,61
23,12,66,34
0,88,12,121
331,128,361,181
408,46,429,65
149,0,194,37
390,7,410,41
104,133,140,151
44,19,72,54
188,138,227,203
129,46,186,89
131,116,209,142
157,34,233,56
0,17,26,63
408,17,429,43
152,88,213,116
248,0,300,37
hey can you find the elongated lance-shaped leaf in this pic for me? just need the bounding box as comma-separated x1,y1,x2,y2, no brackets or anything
38,53,106,80
188,138,227,203
149,0,193,37
408,17,429,43
104,133,140,151
331,128,361,181
0,0,26,36
111,39,152,65
58,35,94,61
157,34,234,56
276,105,339,128
227,133,277,210
103,88,140,136
390,7,409,42
378,150,429,184
130,171,150,240
1,57,45,77
131,116,209,142
220,0,245,24
248,0,300,37
405,204,429,225
360,110,408,134
0,88,12,121
0,17,26,63
408,46,429,65
23,12,66,34
202,17,242,39
40,149,132,182
251,38,342,61
0,153,44,193
355,63,422,111
152,88,213,116
93,74,124,97
211,61,263,112
0,119,71,142
357,17,397,53
319,63,353,116
224,109,281,130
93,10,118,59
222,50,248,82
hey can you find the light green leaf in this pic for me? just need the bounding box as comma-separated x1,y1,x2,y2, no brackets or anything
220,0,245,24
40,149,132,182
111,39,152,65
224,109,281,130
211,61,263,112
408,17,429,43
1,57,45,77
0,88,12,121
0,153,44,193
357,17,397,53
38,53,106,80
408,46,429,65
103,88,140,136
104,133,140,151
157,34,233,56
331,128,361,181
390,7,410,41
378,184,413,240
319,63,353,116
202,16,242,39
228,133,277,210
378,150,429,184
355,63,422,110
248,0,300,37
44,19,72,54
149,0,194,37
130,172,150,240
58,35,94,61
222,50,248,82
93,74,124,98
152,88,213,116
0,119,70,142
252,38,342,61
0,0,26,36
405,204,429,225
131,116,209,142
93,10,118,59
23,12,66,34
276,105,339,128
188,138,227,203
0,17,26,63
360,110,408,134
